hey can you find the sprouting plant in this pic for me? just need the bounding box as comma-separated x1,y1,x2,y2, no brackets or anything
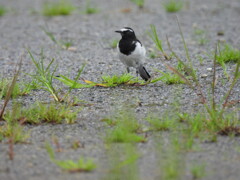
0,5,6,16
84,0,98,14
57,73,146,88
105,109,145,143
104,143,140,180
152,70,185,84
28,49,62,102
193,27,209,46
130,0,144,8
1,103,29,143
148,25,170,60
146,114,175,131
0,78,37,99
216,43,240,64
190,163,206,179
110,39,118,49
42,0,75,16
163,0,183,13
166,17,240,136
46,143,96,172
4,102,79,124
41,27,73,50
0,57,22,120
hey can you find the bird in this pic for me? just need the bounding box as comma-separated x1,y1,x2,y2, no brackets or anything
115,27,151,81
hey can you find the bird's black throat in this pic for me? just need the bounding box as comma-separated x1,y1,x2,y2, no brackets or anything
118,38,142,56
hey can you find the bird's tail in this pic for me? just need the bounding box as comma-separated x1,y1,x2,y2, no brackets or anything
138,64,151,81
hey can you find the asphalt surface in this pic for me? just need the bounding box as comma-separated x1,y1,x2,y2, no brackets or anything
0,0,240,180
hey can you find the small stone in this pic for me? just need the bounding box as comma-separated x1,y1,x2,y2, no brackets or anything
201,74,208,78
207,68,212,71
67,47,77,51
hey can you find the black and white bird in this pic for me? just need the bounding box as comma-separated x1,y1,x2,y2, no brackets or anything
115,27,151,81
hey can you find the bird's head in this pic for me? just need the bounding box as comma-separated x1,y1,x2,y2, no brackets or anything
115,27,136,39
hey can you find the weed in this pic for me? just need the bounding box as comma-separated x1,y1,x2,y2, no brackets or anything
216,43,240,64
193,27,209,46
41,27,73,50
156,136,185,180
4,102,79,124
42,0,75,16
105,109,145,143
28,50,62,102
46,143,96,172
0,57,22,120
1,103,29,143
148,50,158,59
84,0,98,14
0,78,36,99
57,73,146,88
104,143,139,180
148,25,170,59
101,74,143,87
0,5,6,16
130,0,144,8
110,39,118,49
163,0,183,13
153,70,185,84
166,17,240,137
146,114,175,131
190,163,206,179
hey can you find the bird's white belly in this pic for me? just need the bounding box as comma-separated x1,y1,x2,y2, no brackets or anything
118,42,146,68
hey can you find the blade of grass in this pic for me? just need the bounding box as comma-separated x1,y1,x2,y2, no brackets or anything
0,57,22,119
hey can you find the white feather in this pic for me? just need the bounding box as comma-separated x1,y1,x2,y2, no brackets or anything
117,42,146,68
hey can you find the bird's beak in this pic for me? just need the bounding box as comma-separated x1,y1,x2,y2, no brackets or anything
115,30,122,33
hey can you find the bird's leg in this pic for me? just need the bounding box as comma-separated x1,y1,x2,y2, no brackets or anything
127,67,130,73
136,69,139,80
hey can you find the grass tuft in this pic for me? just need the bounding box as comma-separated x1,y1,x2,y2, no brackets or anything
3,102,79,124
42,0,75,16
152,70,185,84
0,5,6,16
130,0,144,8
105,109,145,143
84,0,98,14
163,0,183,13
216,43,240,64
46,143,96,172
28,49,62,102
148,25,170,60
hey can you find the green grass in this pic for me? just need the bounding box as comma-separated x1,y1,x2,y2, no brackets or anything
0,78,38,99
28,50,62,102
41,27,73,50
57,73,146,88
190,163,206,179
216,43,240,63
110,39,118,49
130,0,144,8
146,114,176,131
104,143,139,180
0,5,6,16
152,70,185,84
42,0,75,16
46,143,96,172
193,27,209,46
148,25,170,59
84,0,98,14
105,109,145,143
165,17,240,138
163,0,184,13
3,102,79,124
1,103,29,143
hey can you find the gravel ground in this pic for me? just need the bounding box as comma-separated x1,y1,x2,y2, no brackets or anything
0,0,240,180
